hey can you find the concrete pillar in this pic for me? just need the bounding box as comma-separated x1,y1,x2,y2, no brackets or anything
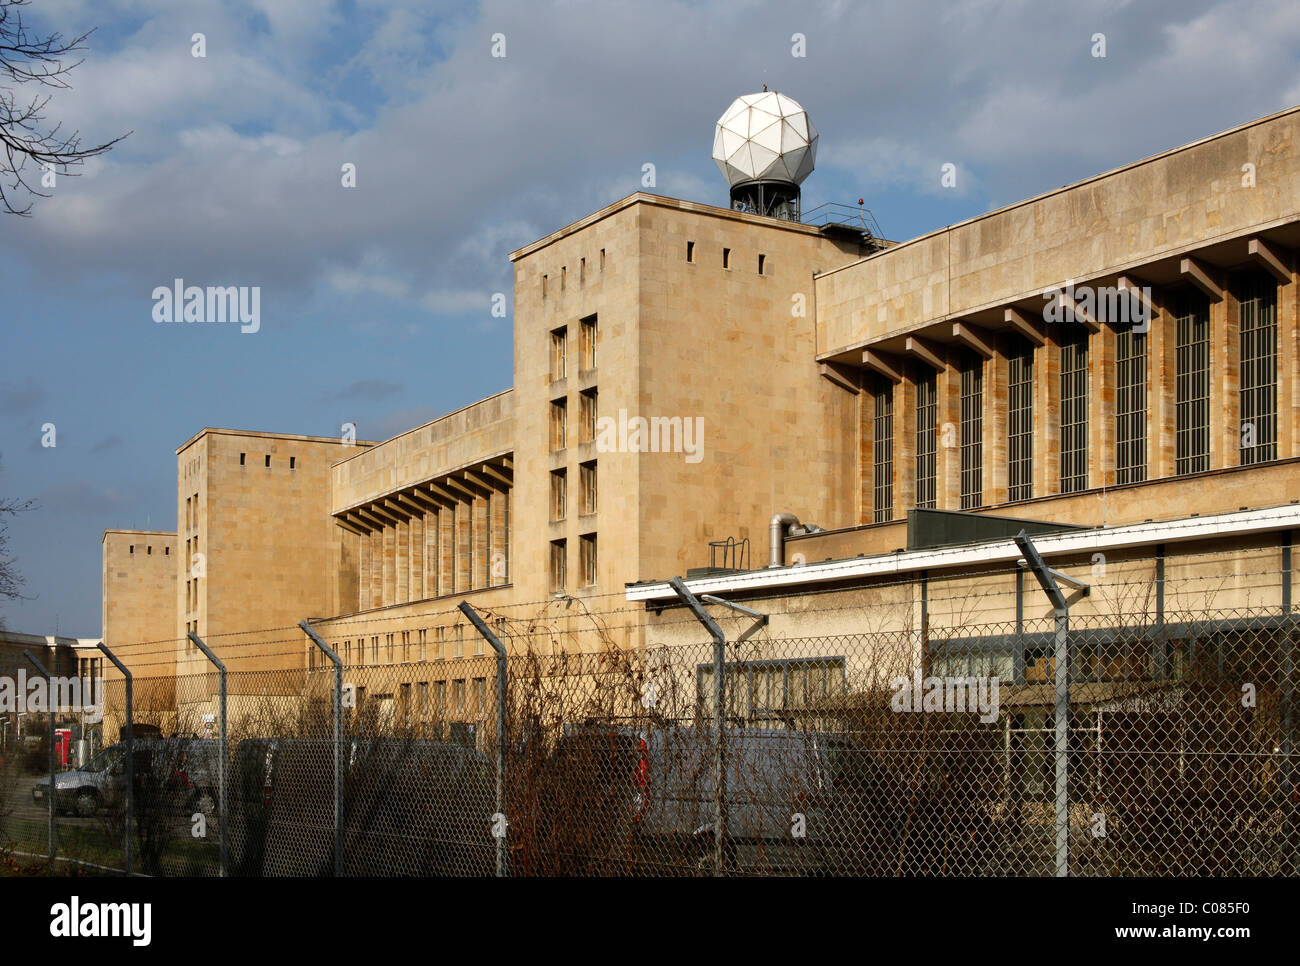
1091,325,1115,488
1035,336,1061,498
475,499,488,590
358,528,371,611
439,506,455,597
858,381,875,523
489,492,508,586
897,366,918,515
423,511,437,598
395,519,409,603
409,514,423,602
987,342,1009,505
1151,292,1176,480
369,528,383,610
937,352,961,510
1217,282,1240,469
456,502,471,594
382,524,396,607
1279,264,1298,460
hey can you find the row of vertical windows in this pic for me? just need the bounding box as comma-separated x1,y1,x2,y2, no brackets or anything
868,273,1279,515
1059,334,1089,494
1174,292,1211,475
1007,344,1035,502
328,626,493,667
1115,329,1148,484
871,381,893,523
1239,271,1278,465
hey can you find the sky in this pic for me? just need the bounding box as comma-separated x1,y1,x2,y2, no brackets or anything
1,0,1298,637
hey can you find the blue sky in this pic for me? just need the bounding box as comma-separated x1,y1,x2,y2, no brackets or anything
2,0,1298,636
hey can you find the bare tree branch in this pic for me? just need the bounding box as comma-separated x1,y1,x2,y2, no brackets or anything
0,0,130,215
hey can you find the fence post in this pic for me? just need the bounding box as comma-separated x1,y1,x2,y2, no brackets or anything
668,577,729,876
458,601,508,878
187,632,227,877
299,621,344,877
96,643,133,876
22,650,55,864
1014,532,1089,878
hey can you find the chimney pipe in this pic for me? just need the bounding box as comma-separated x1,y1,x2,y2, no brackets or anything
769,512,799,568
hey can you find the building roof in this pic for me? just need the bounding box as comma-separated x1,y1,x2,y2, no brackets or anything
626,502,1300,602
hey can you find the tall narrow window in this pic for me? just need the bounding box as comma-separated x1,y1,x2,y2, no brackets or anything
1059,334,1089,493
580,388,598,442
580,460,597,515
959,355,983,509
550,397,567,451
580,533,597,587
550,469,566,521
1115,328,1147,484
550,539,566,593
501,489,510,583
872,380,894,523
1174,291,1211,474
1238,271,1277,465
686,241,695,262
722,247,731,269
1008,342,1035,501
580,315,598,370
550,327,567,381
915,374,937,509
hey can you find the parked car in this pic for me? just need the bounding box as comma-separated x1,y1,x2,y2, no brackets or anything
229,737,495,876
32,738,220,818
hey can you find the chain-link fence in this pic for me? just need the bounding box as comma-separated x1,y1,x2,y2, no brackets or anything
4,570,1298,877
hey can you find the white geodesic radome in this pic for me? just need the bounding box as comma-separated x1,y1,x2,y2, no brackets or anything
712,91,818,187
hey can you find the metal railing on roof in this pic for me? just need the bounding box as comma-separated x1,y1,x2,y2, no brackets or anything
802,201,883,240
